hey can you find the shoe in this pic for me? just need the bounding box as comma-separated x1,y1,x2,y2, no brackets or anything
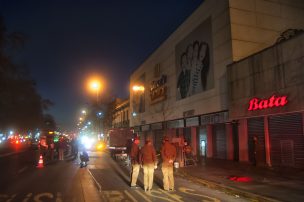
131,185,139,189
169,188,175,192
164,189,169,191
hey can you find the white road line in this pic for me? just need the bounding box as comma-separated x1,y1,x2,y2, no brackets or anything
158,189,183,202
0,150,26,158
18,166,28,174
134,190,152,202
124,190,138,202
87,168,102,192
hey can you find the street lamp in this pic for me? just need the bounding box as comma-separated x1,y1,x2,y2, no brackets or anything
88,79,102,103
86,76,104,139
131,84,145,125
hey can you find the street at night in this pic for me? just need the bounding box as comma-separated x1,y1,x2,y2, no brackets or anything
0,150,250,202
1,0,304,201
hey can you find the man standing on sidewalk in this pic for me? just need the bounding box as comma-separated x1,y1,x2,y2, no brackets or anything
140,138,157,192
130,137,140,188
161,136,176,191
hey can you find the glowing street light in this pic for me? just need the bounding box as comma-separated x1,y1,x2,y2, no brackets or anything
132,85,145,92
86,77,104,103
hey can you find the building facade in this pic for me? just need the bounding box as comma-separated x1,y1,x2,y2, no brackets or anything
129,0,304,167
228,32,304,168
112,99,130,129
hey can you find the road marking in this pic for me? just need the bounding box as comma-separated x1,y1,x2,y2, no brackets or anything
56,192,63,202
134,190,152,202
179,187,220,202
102,191,125,201
6,194,16,202
158,189,183,202
18,166,28,174
33,193,54,202
124,190,138,202
22,193,32,202
87,168,102,192
146,190,177,202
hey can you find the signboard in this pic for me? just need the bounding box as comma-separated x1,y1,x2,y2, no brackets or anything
141,125,150,131
201,111,228,125
248,95,288,111
185,117,199,127
167,119,184,128
150,75,167,104
133,126,141,132
151,122,163,130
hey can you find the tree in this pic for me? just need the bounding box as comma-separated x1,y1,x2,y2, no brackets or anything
0,15,53,132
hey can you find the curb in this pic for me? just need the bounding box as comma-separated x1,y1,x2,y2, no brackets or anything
175,169,280,202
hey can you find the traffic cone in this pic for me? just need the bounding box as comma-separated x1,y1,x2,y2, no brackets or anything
37,154,44,168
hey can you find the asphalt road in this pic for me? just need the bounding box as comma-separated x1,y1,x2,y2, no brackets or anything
0,149,251,201
88,151,250,202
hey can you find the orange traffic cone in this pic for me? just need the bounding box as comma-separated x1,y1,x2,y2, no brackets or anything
37,154,44,168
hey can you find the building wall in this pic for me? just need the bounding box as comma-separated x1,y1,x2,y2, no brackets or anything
228,33,304,167
129,0,304,166
229,0,304,61
228,33,304,119
130,0,232,127
113,100,130,128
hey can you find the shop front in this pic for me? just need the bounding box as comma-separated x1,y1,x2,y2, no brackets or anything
228,33,304,168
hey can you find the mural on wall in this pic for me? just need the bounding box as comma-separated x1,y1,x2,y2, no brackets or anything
176,17,214,100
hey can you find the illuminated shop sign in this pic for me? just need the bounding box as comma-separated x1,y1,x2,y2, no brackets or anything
150,75,167,104
248,95,288,111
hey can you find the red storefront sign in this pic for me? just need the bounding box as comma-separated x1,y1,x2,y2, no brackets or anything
248,95,288,111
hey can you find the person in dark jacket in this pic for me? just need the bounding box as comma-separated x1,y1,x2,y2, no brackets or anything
140,138,157,192
161,136,177,191
130,137,140,188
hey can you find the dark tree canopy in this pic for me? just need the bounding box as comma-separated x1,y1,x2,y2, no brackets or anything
0,15,55,132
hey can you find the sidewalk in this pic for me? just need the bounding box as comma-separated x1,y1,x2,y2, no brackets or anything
174,159,304,202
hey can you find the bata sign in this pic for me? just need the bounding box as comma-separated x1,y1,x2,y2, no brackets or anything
248,95,288,111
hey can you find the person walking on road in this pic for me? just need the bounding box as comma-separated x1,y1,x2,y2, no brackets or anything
161,136,177,191
140,138,157,192
130,137,140,188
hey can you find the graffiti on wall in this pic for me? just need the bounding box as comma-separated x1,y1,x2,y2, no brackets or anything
176,18,214,100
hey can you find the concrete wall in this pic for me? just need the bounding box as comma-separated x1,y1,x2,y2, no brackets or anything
130,0,232,127
228,33,304,119
229,0,304,61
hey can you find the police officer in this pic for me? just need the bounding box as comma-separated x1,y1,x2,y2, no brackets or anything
130,137,140,188
161,136,176,191
140,138,157,192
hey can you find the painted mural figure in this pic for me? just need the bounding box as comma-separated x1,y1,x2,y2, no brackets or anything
199,42,210,91
177,53,191,99
188,41,200,96
177,40,210,99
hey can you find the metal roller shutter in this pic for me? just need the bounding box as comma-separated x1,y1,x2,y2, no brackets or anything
248,117,266,165
213,124,226,159
269,113,304,168
154,130,164,153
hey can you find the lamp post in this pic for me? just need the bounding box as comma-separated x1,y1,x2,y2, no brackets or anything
89,79,101,104
132,85,145,126
86,77,103,138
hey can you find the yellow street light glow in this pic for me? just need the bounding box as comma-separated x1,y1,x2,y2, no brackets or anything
90,80,101,91
132,85,145,92
79,117,83,121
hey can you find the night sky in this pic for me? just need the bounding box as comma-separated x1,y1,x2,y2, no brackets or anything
0,0,203,130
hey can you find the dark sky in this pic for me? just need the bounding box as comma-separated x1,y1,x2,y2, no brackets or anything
0,0,203,130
